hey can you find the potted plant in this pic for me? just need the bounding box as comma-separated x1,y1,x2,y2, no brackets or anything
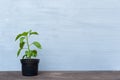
15,30,42,76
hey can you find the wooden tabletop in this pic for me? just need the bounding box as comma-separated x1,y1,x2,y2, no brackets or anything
0,71,120,80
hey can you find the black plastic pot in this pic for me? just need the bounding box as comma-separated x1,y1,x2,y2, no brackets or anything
20,59,39,76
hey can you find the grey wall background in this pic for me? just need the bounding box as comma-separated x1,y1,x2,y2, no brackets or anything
0,0,120,71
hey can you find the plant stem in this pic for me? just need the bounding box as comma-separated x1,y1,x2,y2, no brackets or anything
26,35,31,59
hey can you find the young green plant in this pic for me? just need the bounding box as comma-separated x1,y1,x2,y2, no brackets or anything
15,30,42,59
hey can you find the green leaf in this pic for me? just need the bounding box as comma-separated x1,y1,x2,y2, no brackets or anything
32,41,42,49
15,34,22,41
31,50,37,57
20,42,25,49
20,37,25,43
25,50,28,55
15,32,28,41
30,32,39,36
25,50,31,58
21,32,28,36
17,48,22,57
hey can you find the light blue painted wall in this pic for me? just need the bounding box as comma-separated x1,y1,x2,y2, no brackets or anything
0,0,120,71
